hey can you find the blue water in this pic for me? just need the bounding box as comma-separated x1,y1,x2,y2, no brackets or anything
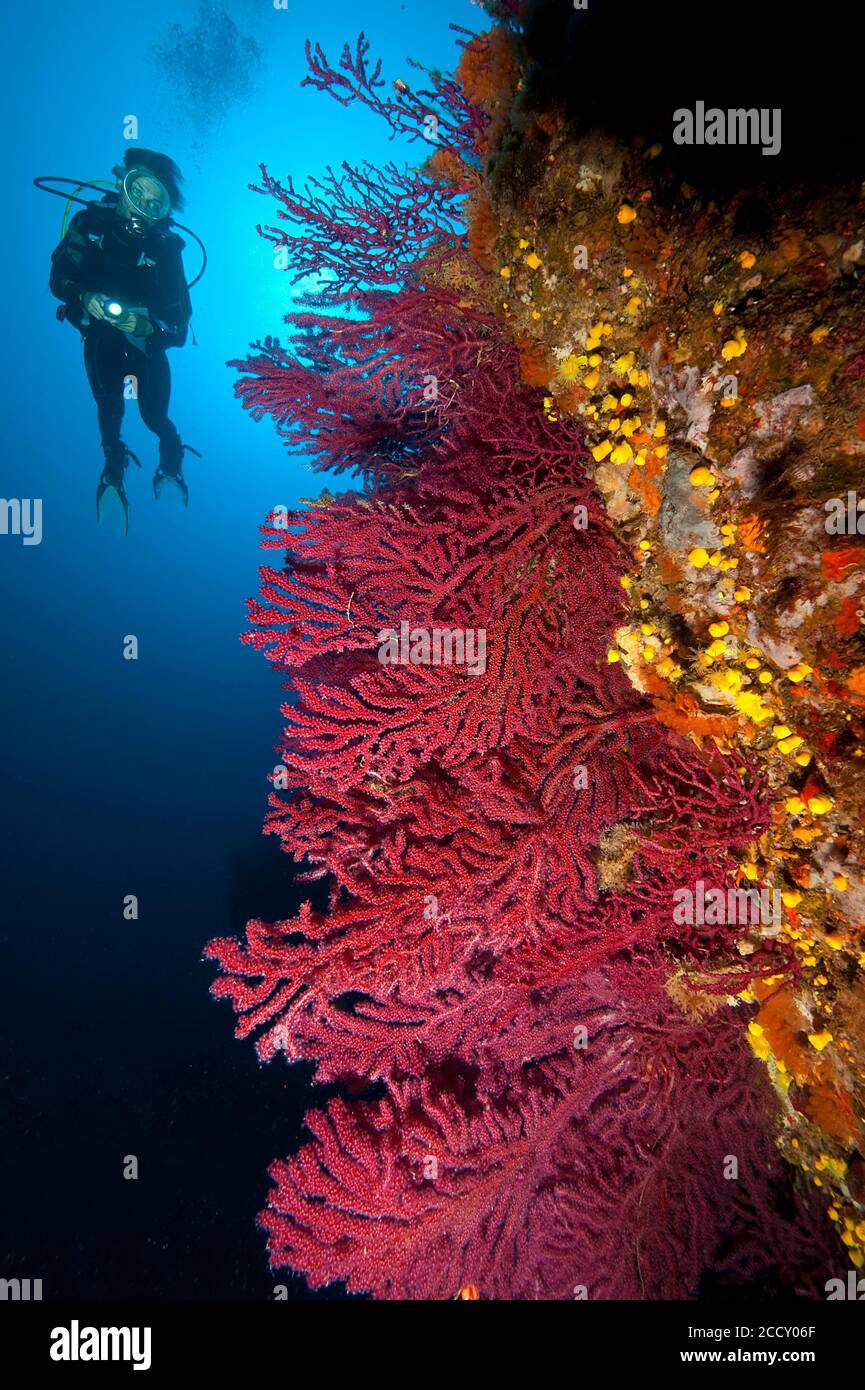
0,0,476,1298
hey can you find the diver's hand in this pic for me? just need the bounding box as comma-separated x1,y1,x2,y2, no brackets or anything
116,313,154,337
82,292,108,321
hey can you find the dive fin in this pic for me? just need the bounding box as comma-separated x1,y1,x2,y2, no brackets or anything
153,440,202,507
96,443,141,536
96,477,130,534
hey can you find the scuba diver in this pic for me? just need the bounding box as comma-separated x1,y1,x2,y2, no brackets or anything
47,149,200,530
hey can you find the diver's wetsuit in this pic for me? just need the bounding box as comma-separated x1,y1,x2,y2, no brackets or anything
81,324,174,448
49,197,191,453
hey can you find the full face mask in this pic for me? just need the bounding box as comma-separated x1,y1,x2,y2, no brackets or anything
119,169,171,232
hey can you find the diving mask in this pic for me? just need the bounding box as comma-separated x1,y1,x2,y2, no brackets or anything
120,169,171,229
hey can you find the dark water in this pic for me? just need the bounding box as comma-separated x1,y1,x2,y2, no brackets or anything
0,0,475,1300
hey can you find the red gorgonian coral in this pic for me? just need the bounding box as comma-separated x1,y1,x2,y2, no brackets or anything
207,29,834,1299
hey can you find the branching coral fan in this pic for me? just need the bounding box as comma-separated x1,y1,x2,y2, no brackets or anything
207,18,838,1299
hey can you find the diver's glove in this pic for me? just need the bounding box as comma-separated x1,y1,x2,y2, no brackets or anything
96,441,142,535
153,433,202,507
80,294,152,336
82,291,109,322
117,312,154,337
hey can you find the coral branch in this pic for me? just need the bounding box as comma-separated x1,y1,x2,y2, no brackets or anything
252,161,465,305
302,31,488,163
